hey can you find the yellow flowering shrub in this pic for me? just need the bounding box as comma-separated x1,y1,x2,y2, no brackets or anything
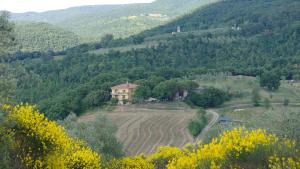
3,104,101,169
2,104,299,169
268,155,300,169
166,128,298,169
107,127,297,169
103,128,299,169
106,156,154,169
147,146,185,168
66,148,101,169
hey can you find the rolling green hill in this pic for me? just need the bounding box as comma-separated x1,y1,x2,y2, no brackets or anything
11,0,218,42
14,22,80,52
2,1,300,167
8,0,300,119
139,0,300,37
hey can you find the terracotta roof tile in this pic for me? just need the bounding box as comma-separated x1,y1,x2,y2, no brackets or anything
111,83,138,89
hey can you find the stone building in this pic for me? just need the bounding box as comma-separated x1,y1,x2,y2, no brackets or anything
111,82,138,104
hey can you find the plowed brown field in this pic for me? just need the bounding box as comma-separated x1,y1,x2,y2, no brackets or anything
79,103,196,156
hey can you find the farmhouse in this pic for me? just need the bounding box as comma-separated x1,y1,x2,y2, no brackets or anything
111,82,138,104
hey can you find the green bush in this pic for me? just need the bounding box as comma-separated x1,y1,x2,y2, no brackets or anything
109,98,119,106
186,87,230,108
263,98,271,109
152,80,179,101
0,111,16,169
259,71,281,91
83,90,111,108
133,86,151,102
283,98,290,106
188,109,208,137
61,113,124,160
252,88,261,107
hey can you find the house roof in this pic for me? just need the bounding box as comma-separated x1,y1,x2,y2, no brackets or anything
218,116,232,122
111,83,138,89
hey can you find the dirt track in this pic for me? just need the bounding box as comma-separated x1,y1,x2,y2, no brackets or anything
195,109,220,141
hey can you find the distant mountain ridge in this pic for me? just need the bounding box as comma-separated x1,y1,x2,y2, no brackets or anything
11,0,218,42
11,5,125,23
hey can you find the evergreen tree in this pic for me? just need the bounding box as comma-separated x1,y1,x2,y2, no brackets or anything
0,12,14,61
252,88,261,107
0,12,16,103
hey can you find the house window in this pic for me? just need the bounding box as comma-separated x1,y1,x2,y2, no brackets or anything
115,89,118,93
123,90,126,93
122,95,126,99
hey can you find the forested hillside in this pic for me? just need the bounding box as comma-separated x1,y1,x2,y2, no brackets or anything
15,22,80,52
2,0,300,168
6,0,300,119
140,0,300,36
11,0,218,42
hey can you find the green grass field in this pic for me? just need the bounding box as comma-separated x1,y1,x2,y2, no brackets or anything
204,105,300,143
194,75,300,105
192,75,300,142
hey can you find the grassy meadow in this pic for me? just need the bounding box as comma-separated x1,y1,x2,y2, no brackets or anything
204,105,300,143
194,74,300,105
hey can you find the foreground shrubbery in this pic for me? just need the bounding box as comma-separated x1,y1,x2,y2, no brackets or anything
1,104,299,169
60,113,124,160
140,128,300,169
188,108,208,137
0,104,100,169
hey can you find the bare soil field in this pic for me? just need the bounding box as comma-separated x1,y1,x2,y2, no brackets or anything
79,102,196,156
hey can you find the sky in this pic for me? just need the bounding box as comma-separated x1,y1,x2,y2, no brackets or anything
0,0,155,13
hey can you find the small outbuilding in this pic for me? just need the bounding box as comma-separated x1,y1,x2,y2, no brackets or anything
218,116,232,125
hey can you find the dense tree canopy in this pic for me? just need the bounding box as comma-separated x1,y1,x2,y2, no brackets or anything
0,12,16,104
186,87,230,108
14,22,80,52
0,12,14,61
133,86,152,102
3,0,300,119
259,71,281,91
